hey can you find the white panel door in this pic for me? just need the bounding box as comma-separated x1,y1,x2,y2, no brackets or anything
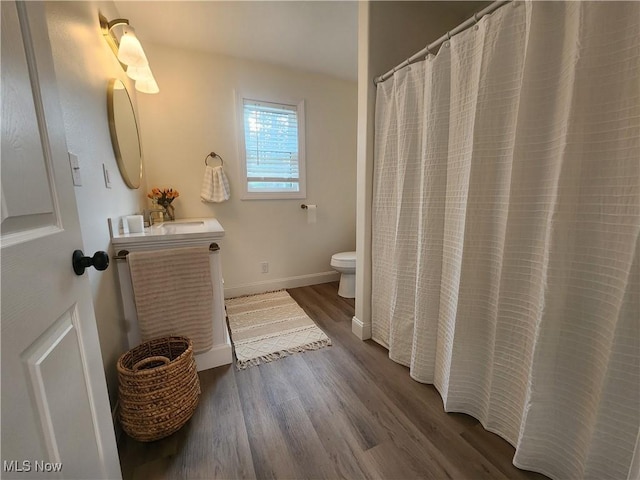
1,2,121,479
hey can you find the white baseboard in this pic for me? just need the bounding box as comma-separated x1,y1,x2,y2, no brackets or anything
224,271,340,298
352,315,371,340
195,340,232,371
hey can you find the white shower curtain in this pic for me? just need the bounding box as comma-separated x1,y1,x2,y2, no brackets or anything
372,2,639,479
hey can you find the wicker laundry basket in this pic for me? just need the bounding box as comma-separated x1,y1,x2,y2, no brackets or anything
117,336,200,442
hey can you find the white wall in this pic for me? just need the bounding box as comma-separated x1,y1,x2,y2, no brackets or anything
354,1,487,339
136,43,358,297
45,1,147,406
41,0,357,408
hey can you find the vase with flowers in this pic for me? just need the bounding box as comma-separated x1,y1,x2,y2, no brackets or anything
148,187,179,221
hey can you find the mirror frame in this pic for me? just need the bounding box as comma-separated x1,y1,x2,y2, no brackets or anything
107,79,142,189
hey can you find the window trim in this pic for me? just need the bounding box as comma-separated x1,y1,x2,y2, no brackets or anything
236,93,306,200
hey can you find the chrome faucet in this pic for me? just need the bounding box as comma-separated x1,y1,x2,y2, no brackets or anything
143,208,165,226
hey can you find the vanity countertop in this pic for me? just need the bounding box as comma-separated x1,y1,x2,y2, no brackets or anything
111,217,225,250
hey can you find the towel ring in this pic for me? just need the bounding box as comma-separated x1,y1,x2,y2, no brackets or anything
204,152,223,167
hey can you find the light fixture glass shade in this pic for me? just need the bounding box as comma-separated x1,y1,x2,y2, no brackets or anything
135,74,159,94
126,64,153,81
117,26,148,67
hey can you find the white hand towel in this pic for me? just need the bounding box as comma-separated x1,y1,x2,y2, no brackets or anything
200,165,230,203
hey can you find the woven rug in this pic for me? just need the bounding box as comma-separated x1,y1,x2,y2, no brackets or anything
226,290,331,369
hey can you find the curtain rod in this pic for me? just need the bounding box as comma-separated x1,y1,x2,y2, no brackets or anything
374,0,512,85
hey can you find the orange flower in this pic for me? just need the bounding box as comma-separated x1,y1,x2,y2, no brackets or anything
148,187,180,204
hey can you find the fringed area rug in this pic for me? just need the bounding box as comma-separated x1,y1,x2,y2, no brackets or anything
226,290,331,369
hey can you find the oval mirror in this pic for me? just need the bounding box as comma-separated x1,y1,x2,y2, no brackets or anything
107,79,142,189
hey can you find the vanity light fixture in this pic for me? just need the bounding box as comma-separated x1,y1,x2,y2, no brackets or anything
116,25,148,67
135,74,160,95
99,13,159,94
125,64,159,94
125,64,150,81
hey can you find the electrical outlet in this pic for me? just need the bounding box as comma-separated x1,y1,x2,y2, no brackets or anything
260,261,269,274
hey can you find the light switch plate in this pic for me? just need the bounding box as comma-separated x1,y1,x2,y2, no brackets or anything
69,152,81,186
103,163,112,189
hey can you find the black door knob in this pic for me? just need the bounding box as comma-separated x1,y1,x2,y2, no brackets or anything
72,250,109,276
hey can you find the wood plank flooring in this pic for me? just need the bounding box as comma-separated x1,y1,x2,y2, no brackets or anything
118,282,548,480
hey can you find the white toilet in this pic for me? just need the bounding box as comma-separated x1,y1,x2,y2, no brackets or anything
331,251,356,298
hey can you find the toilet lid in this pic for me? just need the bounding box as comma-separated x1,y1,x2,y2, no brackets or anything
331,251,356,268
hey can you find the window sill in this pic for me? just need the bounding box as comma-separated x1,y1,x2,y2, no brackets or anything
240,191,306,201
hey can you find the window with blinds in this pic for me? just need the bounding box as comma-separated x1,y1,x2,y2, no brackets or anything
239,98,306,199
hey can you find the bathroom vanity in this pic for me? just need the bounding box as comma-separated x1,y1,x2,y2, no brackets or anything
111,217,232,371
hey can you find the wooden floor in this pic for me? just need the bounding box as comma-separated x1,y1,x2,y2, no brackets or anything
118,282,548,480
